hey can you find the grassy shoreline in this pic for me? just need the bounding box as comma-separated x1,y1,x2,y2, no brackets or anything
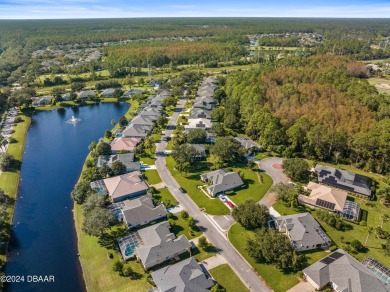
0,109,31,278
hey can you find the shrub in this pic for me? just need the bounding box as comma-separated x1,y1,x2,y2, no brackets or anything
360,220,367,226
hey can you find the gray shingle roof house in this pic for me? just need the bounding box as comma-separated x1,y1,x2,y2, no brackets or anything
32,96,52,107
123,88,143,97
200,169,244,197
77,90,96,100
275,212,331,252
314,165,372,197
185,118,212,131
61,93,71,101
136,221,191,270
303,249,390,292
100,88,116,97
120,195,167,229
149,80,162,88
151,257,214,292
234,136,262,151
189,108,211,120
97,153,141,173
190,144,206,160
121,124,152,138
130,115,155,126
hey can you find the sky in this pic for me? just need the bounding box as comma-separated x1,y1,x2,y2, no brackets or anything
0,0,389,19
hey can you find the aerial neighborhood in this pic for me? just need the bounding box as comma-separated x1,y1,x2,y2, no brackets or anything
0,16,389,292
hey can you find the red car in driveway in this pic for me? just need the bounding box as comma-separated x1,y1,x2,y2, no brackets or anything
227,201,235,208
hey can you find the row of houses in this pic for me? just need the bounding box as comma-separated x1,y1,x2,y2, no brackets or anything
184,77,218,132
31,88,145,107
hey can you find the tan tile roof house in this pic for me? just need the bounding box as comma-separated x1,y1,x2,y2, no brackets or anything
110,137,141,153
103,171,148,202
299,182,361,221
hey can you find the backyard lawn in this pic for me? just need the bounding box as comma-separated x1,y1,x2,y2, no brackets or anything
228,223,329,292
74,205,152,292
227,169,272,205
144,169,162,185
166,156,229,215
209,264,249,292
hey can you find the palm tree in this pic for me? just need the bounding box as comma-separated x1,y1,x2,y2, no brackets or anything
365,226,373,246
111,119,116,127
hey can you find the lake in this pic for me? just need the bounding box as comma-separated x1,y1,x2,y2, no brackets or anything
5,102,129,292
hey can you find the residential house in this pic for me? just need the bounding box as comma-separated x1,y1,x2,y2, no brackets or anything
32,96,52,107
136,221,191,270
77,90,96,100
100,88,116,97
93,171,148,202
200,169,244,197
234,136,262,154
119,195,167,229
130,115,155,127
149,80,162,88
61,93,71,101
110,137,141,153
314,165,372,197
184,118,212,131
299,182,360,221
121,124,152,138
303,249,390,292
138,108,161,121
97,153,141,173
123,88,143,97
189,108,211,120
190,144,206,160
274,212,331,252
151,257,214,292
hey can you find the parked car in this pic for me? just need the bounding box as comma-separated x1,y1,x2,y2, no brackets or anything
179,187,186,193
227,201,235,208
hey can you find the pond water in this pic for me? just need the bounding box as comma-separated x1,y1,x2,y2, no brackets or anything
5,102,129,292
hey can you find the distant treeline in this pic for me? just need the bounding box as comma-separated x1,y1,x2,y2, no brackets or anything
222,55,390,174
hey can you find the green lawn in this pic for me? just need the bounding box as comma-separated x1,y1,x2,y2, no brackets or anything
0,110,31,272
274,198,390,268
138,147,156,165
154,187,179,206
228,223,328,292
171,214,202,240
166,156,229,215
75,205,152,292
209,264,249,292
227,169,272,205
166,139,175,150
144,169,162,185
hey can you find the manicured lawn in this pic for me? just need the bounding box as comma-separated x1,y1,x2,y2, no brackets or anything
144,169,162,185
166,156,229,215
154,187,178,206
166,139,175,150
227,169,272,205
228,223,328,292
274,198,390,268
0,111,31,271
138,147,156,165
171,214,202,240
74,205,152,292
209,264,249,292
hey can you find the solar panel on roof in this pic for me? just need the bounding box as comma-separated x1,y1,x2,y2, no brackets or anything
330,252,344,260
316,199,336,210
320,257,335,265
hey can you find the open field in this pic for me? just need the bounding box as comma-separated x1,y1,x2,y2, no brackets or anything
228,223,329,292
209,264,249,292
368,77,390,95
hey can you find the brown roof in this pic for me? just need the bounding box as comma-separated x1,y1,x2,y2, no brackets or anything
110,137,141,152
305,182,348,212
103,171,148,200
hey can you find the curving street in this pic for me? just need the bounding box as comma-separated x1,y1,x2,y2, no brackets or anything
154,96,271,292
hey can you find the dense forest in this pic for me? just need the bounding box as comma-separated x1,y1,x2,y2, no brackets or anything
1,18,390,86
223,55,390,174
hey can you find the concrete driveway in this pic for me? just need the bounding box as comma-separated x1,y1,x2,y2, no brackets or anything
257,157,289,207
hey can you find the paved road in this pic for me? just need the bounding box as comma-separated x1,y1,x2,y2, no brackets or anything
155,97,271,292
256,157,289,207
